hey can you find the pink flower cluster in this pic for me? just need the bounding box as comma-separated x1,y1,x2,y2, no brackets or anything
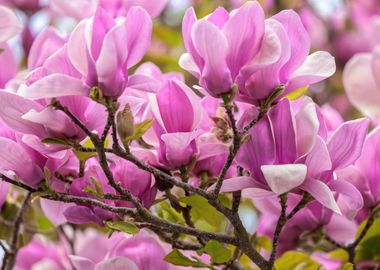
0,0,379,269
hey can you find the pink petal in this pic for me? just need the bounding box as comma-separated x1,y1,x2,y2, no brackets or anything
69,255,96,270
0,6,22,43
19,73,89,99
67,19,89,77
182,7,203,69
124,7,152,68
28,27,65,70
261,164,307,194
207,7,229,28
0,137,43,186
160,130,200,168
300,179,341,215
192,19,232,96
286,51,336,93
95,257,138,270
295,97,319,157
40,199,74,225
0,43,17,88
236,116,275,180
0,90,45,137
357,126,380,199
269,99,296,163
222,1,265,78
304,136,332,178
272,10,311,80
328,180,363,219
327,118,369,170
126,74,161,93
343,53,380,119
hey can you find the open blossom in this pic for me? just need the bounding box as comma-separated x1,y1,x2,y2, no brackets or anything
15,237,70,270
219,98,368,215
337,126,380,207
20,6,153,99
343,45,380,120
149,79,203,169
180,1,335,103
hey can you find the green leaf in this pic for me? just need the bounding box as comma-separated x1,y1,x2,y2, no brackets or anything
202,240,231,264
105,221,139,235
73,139,98,163
274,251,321,270
255,236,272,252
157,201,185,224
355,218,380,242
285,85,309,100
339,263,354,270
356,235,380,262
124,119,153,143
90,177,104,195
164,249,209,268
41,137,72,146
179,195,225,228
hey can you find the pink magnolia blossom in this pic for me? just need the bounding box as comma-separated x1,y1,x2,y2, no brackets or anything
180,1,335,102
218,98,368,215
15,237,70,270
337,126,380,207
149,79,203,169
20,6,153,99
343,45,380,120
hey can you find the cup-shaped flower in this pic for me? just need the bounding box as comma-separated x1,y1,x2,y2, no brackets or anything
149,79,203,169
20,6,153,99
218,98,368,216
180,1,336,104
343,45,380,120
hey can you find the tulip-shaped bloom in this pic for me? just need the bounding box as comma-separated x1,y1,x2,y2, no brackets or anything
219,98,368,215
20,7,153,99
343,45,380,120
149,79,203,169
180,1,335,103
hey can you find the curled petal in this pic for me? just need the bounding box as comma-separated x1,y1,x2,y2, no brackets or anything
0,6,22,43
261,164,307,194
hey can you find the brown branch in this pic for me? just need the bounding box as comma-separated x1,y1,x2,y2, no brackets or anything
2,192,32,270
269,194,288,267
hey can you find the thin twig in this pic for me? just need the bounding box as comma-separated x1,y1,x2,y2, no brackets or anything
2,192,32,270
269,194,288,266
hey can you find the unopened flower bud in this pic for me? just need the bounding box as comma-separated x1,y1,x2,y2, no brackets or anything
117,103,135,141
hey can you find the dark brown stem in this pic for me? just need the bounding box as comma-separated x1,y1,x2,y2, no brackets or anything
2,192,32,270
269,194,288,267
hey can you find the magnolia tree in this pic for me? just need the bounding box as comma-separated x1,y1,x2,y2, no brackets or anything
0,0,379,270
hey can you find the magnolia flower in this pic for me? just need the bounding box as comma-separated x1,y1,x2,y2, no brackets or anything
337,126,380,207
149,79,203,169
20,7,153,99
218,98,368,215
15,237,70,270
180,1,335,103
343,45,380,120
